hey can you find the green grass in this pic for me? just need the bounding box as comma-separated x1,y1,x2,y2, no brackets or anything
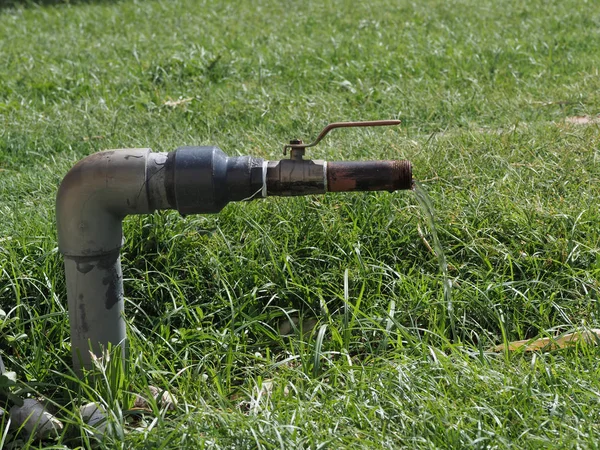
1,0,600,447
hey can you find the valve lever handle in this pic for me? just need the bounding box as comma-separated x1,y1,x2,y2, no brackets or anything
283,120,401,156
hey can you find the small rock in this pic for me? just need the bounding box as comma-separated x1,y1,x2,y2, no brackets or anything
278,316,318,336
80,402,108,437
134,385,177,411
9,399,63,440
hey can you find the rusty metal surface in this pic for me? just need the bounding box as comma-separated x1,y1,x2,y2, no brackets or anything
283,120,401,155
327,160,412,192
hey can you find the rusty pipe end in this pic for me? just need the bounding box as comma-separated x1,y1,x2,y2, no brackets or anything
327,160,412,193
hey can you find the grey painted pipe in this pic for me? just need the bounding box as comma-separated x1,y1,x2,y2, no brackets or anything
56,149,166,371
56,147,412,373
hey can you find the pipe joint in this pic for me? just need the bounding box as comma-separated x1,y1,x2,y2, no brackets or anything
171,146,264,215
56,148,153,257
265,159,327,196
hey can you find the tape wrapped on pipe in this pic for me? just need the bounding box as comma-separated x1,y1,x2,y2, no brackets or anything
262,160,268,198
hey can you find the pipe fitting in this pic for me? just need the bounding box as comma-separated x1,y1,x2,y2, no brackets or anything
56,149,160,370
170,146,264,214
56,148,154,256
265,159,327,196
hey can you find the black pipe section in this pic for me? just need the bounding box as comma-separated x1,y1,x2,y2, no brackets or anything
170,146,265,214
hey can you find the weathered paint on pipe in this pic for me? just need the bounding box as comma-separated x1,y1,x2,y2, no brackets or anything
56,149,167,371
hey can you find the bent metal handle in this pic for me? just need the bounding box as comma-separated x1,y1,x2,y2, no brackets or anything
283,120,401,155
57,146,412,373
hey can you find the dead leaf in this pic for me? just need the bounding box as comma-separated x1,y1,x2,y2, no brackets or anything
565,116,600,125
163,97,193,108
491,329,600,352
82,135,105,142
133,385,177,411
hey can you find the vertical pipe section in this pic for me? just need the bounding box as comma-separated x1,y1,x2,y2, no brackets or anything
56,149,161,372
63,251,125,370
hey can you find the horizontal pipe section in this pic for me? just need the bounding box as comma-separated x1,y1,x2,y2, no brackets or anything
327,160,412,192
171,146,264,215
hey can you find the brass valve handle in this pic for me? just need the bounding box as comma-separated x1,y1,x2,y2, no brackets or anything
283,120,401,156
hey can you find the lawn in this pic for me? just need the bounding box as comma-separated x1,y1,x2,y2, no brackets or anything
1,0,600,447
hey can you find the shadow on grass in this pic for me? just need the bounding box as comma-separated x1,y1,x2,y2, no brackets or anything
0,0,122,9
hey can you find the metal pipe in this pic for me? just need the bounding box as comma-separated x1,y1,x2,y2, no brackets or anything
327,160,412,192
56,149,161,371
57,146,412,372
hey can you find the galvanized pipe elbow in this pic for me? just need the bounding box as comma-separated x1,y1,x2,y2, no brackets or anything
56,149,162,256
